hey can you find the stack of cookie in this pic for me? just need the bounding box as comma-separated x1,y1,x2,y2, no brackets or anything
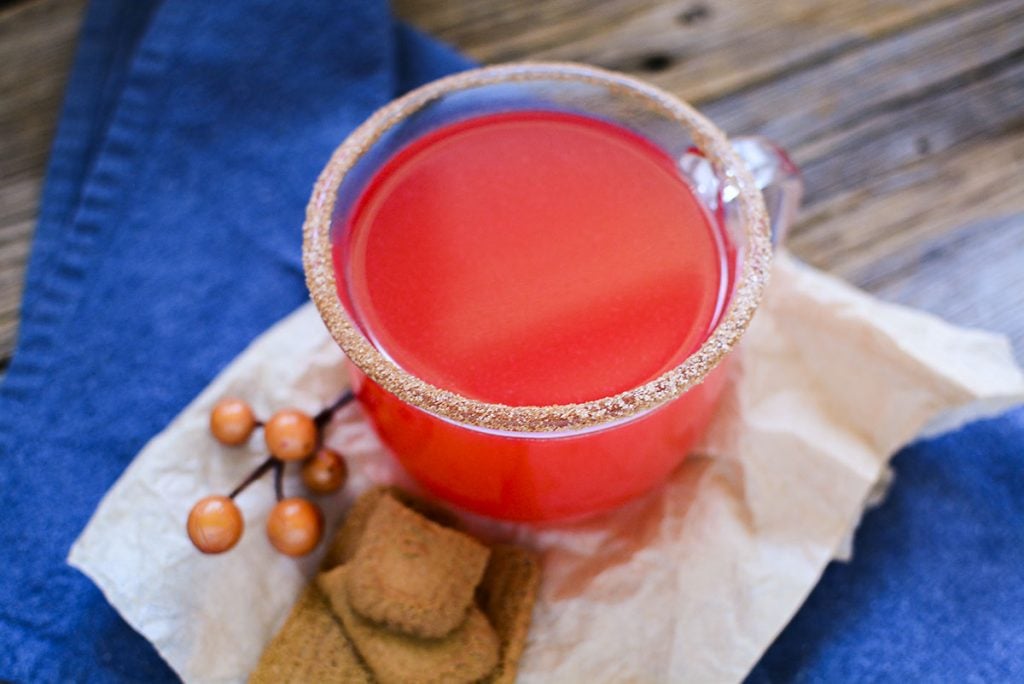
252,488,540,683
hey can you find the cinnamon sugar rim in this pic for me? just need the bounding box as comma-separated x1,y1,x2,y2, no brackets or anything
303,62,772,433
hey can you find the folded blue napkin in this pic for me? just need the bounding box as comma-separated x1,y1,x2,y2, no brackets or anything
0,0,1020,681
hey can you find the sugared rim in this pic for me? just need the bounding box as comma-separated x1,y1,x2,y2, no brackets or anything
303,62,771,432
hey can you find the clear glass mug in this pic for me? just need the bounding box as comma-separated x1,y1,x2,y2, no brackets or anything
304,63,801,522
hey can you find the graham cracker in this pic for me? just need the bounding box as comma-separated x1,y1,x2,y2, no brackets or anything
345,495,490,638
477,544,541,684
319,565,500,684
249,585,371,683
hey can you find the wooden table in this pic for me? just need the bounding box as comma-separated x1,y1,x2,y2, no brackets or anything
2,0,1022,373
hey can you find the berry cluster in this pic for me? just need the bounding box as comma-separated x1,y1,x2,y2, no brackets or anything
186,390,354,557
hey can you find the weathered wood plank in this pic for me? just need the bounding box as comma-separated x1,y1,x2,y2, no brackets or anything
788,126,1024,354
701,0,1024,151
794,59,1024,207
791,128,1024,282
0,0,86,363
865,212,1024,358
0,0,84,182
690,1,1024,356
394,0,986,102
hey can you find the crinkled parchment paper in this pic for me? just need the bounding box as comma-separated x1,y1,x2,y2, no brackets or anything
69,255,1024,683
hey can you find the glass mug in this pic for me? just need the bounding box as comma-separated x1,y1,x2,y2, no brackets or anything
304,63,801,522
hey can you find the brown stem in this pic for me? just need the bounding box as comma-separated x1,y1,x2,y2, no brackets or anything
314,389,356,428
273,460,285,502
225,391,353,501
229,456,276,499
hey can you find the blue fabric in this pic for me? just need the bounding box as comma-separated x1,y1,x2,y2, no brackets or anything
748,408,1024,683
1,0,1021,681
0,1,469,681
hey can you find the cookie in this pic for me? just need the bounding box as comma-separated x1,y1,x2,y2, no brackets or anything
391,488,462,530
321,487,461,572
318,565,500,684
321,487,391,571
346,495,490,637
250,585,371,684
477,545,541,684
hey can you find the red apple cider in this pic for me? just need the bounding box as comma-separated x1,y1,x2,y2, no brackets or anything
334,111,732,520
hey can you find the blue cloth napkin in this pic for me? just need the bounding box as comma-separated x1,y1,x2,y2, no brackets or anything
0,1,469,680
0,0,1020,681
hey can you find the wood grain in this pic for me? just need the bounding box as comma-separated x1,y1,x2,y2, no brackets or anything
1,0,1022,366
0,0,86,367
396,0,985,102
863,213,1024,347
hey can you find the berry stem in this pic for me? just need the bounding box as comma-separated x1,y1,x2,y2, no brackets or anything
224,391,353,502
314,389,356,428
273,460,285,502
229,456,276,499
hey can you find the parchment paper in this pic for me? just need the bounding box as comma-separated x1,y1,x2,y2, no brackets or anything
69,254,1024,683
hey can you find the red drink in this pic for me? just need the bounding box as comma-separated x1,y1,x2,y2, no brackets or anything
340,111,727,403
306,65,784,521
334,111,733,519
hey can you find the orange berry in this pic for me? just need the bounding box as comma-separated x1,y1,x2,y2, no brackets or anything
301,448,348,495
266,498,323,556
187,495,243,554
264,409,318,461
209,398,256,446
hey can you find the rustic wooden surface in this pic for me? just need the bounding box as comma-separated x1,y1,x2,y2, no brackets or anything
0,0,85,370
1,0,1022,371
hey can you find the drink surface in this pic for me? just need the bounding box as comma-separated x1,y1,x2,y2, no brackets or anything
336,110,725,406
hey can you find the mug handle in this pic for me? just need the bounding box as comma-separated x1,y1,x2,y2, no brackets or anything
730,136,803,245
